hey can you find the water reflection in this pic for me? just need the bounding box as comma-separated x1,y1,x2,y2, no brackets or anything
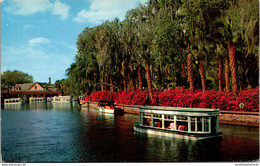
4,104,22,110
3,101,80,111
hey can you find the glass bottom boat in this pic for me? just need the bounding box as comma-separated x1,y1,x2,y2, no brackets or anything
4,98,26,105
52,96,72,103
29,97,46,102
134,106,222,141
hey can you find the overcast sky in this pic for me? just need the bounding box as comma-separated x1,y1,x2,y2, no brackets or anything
1,0,148,83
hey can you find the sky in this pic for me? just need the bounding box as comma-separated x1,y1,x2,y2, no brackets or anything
1,0,148,84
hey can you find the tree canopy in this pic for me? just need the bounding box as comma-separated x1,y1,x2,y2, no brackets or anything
64,0,259,98
1,70,33,90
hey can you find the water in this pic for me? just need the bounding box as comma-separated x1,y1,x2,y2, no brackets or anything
1,102,259,162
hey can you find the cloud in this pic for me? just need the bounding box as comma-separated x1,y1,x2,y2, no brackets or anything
51,0,70,20
24,24,34,30
4,0,70,20
73,0,148,24
29,37,50,45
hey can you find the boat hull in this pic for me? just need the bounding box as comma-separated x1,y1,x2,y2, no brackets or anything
52,101,71,103
98,106,124,115
4,102,23,105
134,122,222,141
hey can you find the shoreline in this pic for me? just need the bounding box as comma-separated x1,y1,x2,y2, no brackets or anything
80,101,259,128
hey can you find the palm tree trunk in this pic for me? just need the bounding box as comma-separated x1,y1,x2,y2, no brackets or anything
199,61,206,92
138,67,142,90
122,61,127,91
127,72,133,91
224,59,231,92
181,61,185,78
150,64,155,81
187,54,195,91
110,76,114,92
129,62,135,91
146,64,153,101
158,64,162,81
100,69,104,91
218,58,223,91
104,74,107,91
228,40,238,94
164,64,167,75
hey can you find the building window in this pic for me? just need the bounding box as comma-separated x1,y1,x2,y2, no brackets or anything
35,86,37,89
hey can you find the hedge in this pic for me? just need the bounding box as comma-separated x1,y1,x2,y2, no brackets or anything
84,88,259,112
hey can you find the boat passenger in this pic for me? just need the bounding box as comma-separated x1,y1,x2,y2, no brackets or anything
166,122,175,130
144,118,152,126
154,120,161,128
178,123,187,131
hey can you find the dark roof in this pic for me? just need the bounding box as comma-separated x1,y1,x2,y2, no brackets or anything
14,83,34,91
12,82,59,92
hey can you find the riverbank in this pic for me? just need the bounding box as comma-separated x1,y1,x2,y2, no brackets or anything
80,101,259,128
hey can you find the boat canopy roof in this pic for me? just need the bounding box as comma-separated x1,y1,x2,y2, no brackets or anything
139,106,219,116
98,100,116,107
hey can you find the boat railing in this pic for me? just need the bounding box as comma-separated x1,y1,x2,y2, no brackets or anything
52,96,71,102
29,97,46,102
4,98,25,104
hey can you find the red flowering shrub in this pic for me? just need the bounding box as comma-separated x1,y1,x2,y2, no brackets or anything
84,88,259,112
84,91,120,102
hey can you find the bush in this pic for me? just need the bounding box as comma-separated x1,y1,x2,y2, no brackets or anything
84,88,259,112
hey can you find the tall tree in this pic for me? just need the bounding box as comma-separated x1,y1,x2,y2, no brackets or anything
1,70,33,90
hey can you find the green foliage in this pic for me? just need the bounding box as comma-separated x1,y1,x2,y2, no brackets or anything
1,70,33,89
64,0,259,97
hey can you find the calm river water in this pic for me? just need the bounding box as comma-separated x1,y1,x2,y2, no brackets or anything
1,102,259,162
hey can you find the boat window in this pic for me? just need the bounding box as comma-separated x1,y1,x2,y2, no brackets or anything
153,114,162,119
177,122,188,131
153,119,162,128
165,115,174,120
176,116,187,121
143,113,151,117
176,116,188,131
197,117,203,132
143,117,152,127
190,117,196,131
204,117,210,132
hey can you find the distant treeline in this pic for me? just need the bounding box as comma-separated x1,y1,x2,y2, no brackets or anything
58,0,259,100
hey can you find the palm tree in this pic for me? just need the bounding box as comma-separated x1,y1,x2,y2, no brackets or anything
224,58,231,92
133,4,155,100
181,0,227,91
218,58,223,91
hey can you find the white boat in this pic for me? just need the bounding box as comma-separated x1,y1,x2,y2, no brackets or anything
29,97,46,102
52,96,71,103
4,98,26,105
98,100,124,115
134,106,222,141
47,97,53,102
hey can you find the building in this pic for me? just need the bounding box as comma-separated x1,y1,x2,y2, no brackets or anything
2,81,62,101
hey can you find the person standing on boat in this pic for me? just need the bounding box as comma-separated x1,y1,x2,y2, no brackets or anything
144,94,150,105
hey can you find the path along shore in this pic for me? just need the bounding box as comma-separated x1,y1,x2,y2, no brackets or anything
80,101,259,128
